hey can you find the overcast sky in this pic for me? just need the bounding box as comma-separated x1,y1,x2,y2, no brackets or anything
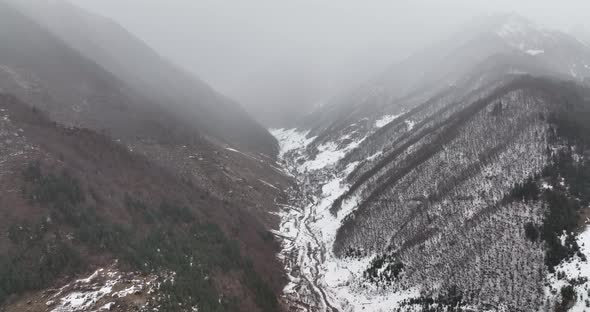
74,0,590,125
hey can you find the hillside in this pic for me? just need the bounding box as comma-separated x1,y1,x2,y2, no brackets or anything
302,14,590,145
0,0,288,246
276,75,590,312
2,0,277,156
272,15,590,312
0,93,285,312
3,2,590,311
0,2,292,310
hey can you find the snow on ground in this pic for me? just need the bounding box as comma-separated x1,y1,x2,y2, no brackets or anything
545,226,590,311
270,128,316,158
367,151,383,162
272,128,420,311
375,114,402,128
541,181,554,190
48,264,161,312
298,134,365,173
50,268,116,312
225,147,263,162
98,302,115,311
301,141,346,172
299,142,354,173
525,49,545,56
406,119,416,131
310,166,419,311
258,178,280,190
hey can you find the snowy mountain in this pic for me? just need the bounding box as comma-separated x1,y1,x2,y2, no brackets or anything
2,3,590,311
302,14,590,146
273,14,590,311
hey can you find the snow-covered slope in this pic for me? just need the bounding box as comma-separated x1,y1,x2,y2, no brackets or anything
272,15,590,308
275,76,590,311
301,14,590,150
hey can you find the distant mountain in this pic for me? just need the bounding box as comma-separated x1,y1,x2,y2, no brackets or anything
5,0,277,156
0,0,167,140
273,14,590,311
303,14,590,143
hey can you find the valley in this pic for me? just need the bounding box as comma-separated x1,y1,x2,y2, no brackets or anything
272,76,590,311
273,129,420,311
1,1,590,311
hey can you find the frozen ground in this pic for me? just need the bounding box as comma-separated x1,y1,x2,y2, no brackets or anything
545,226,590,311
272,125,590,311
272,127,420,312
42,263,167,312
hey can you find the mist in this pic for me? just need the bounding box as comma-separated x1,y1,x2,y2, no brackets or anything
3,0,590,309
75,0,590,127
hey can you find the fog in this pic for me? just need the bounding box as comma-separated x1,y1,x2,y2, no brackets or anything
75,0,590,127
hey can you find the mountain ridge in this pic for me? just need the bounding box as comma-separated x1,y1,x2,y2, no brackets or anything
272,14,590,311
3,0,278,156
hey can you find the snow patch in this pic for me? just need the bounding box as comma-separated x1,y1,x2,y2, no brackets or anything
53,283,114,312
258,179,279,190
98,302,115,311
525,49,545,56
301,142,346,172
48,265,161,312
541,181,554,190
405,119,416,131
225,147,262,162
299,138,364,173
545,226,590,311
270,128,316,158
375,114,402,128
367,151,383,162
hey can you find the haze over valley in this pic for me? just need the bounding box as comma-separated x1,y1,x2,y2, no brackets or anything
0,1,590,312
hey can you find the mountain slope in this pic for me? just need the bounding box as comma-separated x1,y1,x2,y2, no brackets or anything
0,0,287,231
276,75,590,311
0,93,284,311
302,14,590,145
0,2,292,310
0,0,181,142
272,15,590,312
3,0,277,156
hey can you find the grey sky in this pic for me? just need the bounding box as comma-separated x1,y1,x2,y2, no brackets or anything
74,0,590,125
